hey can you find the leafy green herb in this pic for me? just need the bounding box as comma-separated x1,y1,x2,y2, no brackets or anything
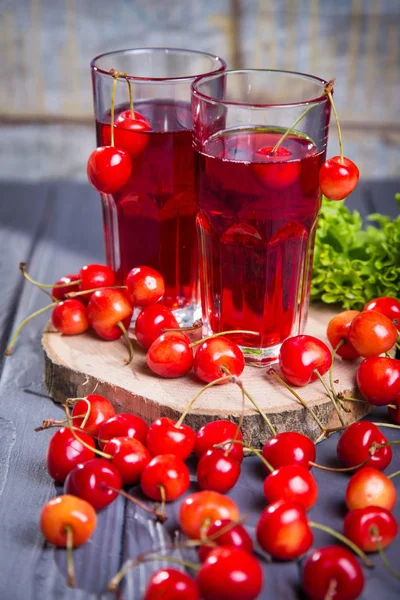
311,196,400,309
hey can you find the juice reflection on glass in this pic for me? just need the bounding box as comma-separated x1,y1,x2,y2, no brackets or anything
192,70,331,363
91,48,226,322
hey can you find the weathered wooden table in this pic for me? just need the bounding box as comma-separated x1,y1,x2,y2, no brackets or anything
0,181,399,600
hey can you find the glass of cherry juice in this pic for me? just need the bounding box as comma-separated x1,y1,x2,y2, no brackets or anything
91,48,226,322
192,69,331,363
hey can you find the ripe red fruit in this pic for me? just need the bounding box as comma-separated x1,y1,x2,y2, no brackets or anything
135,304,179,349
71,394,115,437
198,519,254,562
46,427,96,483
197,547,263,600
345,467,397,511
79,264,116,293
140,454,190,501
263,464,318,511
143,568,199,600
262,431,316,471
147,332,193,378
363,296,400,327
279,335,332,386
348,310,397,357
194,420,244,464
40,494,97,547
252,145,301,189
193,337,244,383
146,417,195,460
319,156,359,200
87,288,133,341
326,310,360,360
51,299,89,335
64,459,122,510
336,421,392,471
87,146,132,194
51,273,81,301
98,413,149,449
197,449,241,493
102,110,151,159
343,507,398,552
302,546,364,600
356,357,400,406
125,266,165,307
256,499,313,560
104,436,150,486
179,491,240,540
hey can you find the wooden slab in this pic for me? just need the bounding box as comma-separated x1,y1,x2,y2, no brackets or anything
42,303,369,446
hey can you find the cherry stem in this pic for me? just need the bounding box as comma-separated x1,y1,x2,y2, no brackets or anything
225,385,245,457
65,397,92,430
313,369,345,426
19,262,81,290
64,525,76,587
110,71,119,147
65,285,126,299
370,526,400,580
5,301,58,355
175,375,235,428
328,340,350,412
117,321,134,364
371,422,400,431
126,77,135,117
308,521,374,568
107,486,167,522
271,104,315,154
158,484,166,517
324,79,343,164
215,439,274,472
63,404,112,459
268,369,326,434
309,454,371,472
189,329,259,348
324,579,337,600
388,469,400,479
164,319,202,334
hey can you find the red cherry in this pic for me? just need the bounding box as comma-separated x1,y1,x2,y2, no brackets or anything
319,156,359,200
279,335,332,386
194,420,244,464
51,273,81,301
140,454,190,502
302,546,364,600
198,519,254,562
179,491,240,540
337,421,392,471
146,331,193,378
262,431,316,471
252,146,301,189
356,357,400,406
98,413,149,449
197,546,263,600
345,467,397,511
79,264,116,293
326,310,360,360
364,296,400,327
71,394,115,437
40,494,96,547
256,499,313,560
388,391,400,424
87,288,132,340
197,449,241,493
135,304,179,349
87,146,132,194
146,417,195,460
104,436,150,485
343,507,398,552
143,568,199,600
263,464,318,511
64,459,122,510
46,427,96,483
193,337,244,383
125,266,165,307
51,299,89,335
348,310,397,357
102,110,151,159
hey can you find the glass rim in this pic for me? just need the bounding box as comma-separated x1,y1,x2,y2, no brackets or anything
90,47,227,82
191,68,330,108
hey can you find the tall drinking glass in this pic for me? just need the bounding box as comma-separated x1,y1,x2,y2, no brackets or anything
192,70,331,362
91,48,226,322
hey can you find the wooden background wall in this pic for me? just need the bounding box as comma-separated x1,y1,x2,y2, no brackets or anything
0,0,399,181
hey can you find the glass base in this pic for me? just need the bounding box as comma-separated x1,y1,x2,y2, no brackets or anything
240,343,282,366
172,302,202,327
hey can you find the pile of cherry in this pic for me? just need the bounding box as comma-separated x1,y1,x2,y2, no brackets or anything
6,263,400,598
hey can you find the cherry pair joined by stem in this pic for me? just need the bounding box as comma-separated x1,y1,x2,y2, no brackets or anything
103,109,151,159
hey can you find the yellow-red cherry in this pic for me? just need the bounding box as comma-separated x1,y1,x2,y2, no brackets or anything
179,491,240,540
146,417,195,460
302,546,364,600
140,454,190,501
319,156,359,200
46,427,96,483
135,304,179,349
143,568,199,600
343,506,398,552
87,288,132,341
71,393,115,437
125,266,165,307
345,467,397,511
51,299,89,335
193,337,244,383
146,331,193,378
326,310,360,360
87,146,132,194
64,459,122,511
40,494,97,547
348,310,397,357
263,464,318,511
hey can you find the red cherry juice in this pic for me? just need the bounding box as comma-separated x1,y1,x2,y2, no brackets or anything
195,127,325,358
96,100,197,312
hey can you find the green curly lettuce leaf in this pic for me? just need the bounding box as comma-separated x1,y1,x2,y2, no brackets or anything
311,196,400,310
